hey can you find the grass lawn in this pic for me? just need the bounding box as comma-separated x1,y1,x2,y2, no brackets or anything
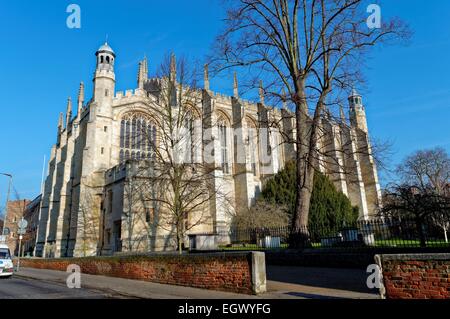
219,243,290,250
373,239,450,248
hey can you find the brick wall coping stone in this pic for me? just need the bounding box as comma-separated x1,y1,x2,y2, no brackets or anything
376,253,450,261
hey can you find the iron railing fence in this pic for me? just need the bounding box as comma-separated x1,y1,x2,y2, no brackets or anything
108,217,449,253
218,217,450,250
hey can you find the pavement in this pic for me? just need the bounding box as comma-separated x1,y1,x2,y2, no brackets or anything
3,266,379,299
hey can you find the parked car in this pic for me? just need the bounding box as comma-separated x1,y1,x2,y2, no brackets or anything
0,242,14,278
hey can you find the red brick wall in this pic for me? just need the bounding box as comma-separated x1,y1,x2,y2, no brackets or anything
379,254,450,299
19,253,254,294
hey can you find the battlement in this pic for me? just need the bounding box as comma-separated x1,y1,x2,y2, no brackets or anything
105,160,155,184
147,77,162,86
114,88,147,99
210,91,276,114
212,92,232,104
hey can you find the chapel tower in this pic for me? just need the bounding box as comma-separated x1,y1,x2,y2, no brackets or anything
348,88,368,133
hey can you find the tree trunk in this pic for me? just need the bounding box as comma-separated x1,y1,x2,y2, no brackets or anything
416,218,426,248
444,228,448,243
178,237,183,254
289,81,315,248
177,225,183,255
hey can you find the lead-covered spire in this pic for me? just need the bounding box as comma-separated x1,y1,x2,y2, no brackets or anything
233,72,238,98
170,53,176,83
58,112,64,131
204,64,210,91
259,80,265,104
65,97,72,127
77,82,84,116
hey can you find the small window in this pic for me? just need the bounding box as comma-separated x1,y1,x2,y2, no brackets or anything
145,208,153,223
100,56,104,63
104,126,108,132
108,190,113,214
101,147,104,155
105,89,109,97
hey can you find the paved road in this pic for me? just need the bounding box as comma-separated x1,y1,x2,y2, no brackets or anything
0,267,378,299
266,265,379,299
8,268,257,299
0,276,124,299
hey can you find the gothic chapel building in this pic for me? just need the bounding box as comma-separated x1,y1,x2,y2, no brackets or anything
35,43,382,257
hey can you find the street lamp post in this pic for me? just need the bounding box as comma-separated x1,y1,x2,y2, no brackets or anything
17,217,28,272
0,173,13,236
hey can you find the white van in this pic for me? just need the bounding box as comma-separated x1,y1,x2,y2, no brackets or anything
0,242,14,278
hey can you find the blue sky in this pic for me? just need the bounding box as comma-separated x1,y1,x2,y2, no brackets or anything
0,0,449,204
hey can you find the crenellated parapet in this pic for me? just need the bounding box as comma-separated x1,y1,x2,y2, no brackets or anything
114,88,148,99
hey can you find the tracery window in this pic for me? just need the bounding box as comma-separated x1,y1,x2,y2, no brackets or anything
183,108,200,164
217,115,230,174
246,118,258,176
120,112,156,163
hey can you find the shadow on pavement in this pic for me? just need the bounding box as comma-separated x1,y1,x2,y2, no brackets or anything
266,265,374,294
284,292,347,299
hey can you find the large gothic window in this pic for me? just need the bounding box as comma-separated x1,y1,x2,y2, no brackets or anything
120,113,156,163
217,115,230,174
184,115,194,163
183,108,201,164
246,118,258,176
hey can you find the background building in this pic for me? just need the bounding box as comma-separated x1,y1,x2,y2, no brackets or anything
22,195,41,256
2,199,30,256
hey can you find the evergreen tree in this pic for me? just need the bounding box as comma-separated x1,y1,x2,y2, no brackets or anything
261,162,358,236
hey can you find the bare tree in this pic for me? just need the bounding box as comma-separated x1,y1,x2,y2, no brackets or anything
431,212,449,243
381,184,449,247
210,0,409,247
393,147,450,243
397,147,450,195
77,182,102,257
125,54,233,254
233,200,290,229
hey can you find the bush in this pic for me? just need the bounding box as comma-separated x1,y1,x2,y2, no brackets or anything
234,200,290,229
261,161,359,236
